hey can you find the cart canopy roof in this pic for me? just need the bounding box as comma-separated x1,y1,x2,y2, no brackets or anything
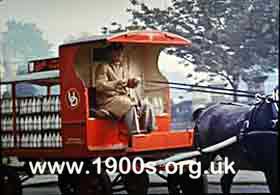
62,31,192,47
0,70,59,85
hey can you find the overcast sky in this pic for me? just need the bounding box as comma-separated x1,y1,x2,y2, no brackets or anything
0,0,194,101
0,0,170,48
0,0,277,98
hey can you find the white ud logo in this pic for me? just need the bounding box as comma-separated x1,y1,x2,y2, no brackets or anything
66,88,80,108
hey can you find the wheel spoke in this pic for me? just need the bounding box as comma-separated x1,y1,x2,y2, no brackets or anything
123,172,149,195
0,167,22,195
77,171,112,195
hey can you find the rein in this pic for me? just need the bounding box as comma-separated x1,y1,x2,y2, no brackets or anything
146,80,256,98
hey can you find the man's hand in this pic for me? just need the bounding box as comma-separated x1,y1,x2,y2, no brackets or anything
115,80,127,88
115,80,127,94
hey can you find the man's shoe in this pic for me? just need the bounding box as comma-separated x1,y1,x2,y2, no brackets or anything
129,130,140,135
129,129,149,135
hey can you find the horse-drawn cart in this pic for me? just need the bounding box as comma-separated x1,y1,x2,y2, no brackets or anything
0,31,210,195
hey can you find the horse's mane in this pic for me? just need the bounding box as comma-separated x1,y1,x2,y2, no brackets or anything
219,101,250,107
192,101,250,122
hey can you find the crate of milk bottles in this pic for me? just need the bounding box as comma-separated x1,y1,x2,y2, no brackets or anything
0,98,16,149
1,95,63,149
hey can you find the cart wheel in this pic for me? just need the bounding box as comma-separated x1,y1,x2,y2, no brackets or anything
58,173,78,195
123,172,149,195
0,166,22,195
77,171,112,195
180,173,208,194
167,173,181,195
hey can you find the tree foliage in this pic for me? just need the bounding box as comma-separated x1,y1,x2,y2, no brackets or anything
1,20,53,75
103,0,278,100
63,32,96,44
0,20,54,96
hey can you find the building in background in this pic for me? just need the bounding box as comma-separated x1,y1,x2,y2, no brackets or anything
264,70,279,95
171,100,193,130
192,80,231,110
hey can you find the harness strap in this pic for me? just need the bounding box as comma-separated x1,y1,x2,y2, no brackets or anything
247,131,278,136
237,105,255,156
238,120,250,141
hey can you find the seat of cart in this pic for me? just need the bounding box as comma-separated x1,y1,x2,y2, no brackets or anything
60,31,195,153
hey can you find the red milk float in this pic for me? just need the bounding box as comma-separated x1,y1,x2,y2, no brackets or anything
0,31,207,195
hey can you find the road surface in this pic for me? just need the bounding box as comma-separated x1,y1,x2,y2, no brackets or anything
22,171,270,194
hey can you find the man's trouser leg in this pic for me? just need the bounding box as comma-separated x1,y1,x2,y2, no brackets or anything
124,106,140,135
140,102,156,132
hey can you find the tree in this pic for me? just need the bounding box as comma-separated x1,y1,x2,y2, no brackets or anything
0,63,4,80
1,20,54,75
1,20,54,96
103,0,278,101
101,21,145,35
63,32,95,44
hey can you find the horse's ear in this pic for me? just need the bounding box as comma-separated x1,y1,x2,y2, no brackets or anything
266,96,275,103
192,106,206,121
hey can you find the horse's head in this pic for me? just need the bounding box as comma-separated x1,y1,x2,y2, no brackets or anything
248,94,279,132
192,105,206,122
